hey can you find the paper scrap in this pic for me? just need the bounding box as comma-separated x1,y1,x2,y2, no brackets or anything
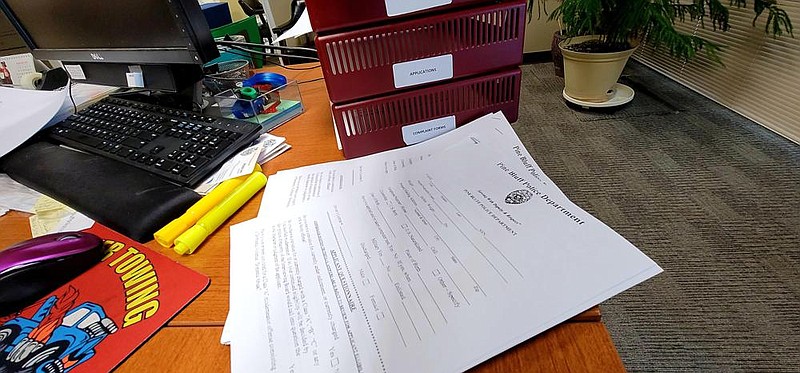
29,195,94,237
272,9,312,44
255,133,290,164
259,143,290,164
0,174,42,213
194,143,264,195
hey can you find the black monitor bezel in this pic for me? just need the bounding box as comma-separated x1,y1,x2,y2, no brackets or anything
0,0,219,65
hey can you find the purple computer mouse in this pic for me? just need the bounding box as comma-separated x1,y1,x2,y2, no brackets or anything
0,232,104,316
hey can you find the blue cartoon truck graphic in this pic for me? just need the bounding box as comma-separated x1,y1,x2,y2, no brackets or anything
0,291,117,373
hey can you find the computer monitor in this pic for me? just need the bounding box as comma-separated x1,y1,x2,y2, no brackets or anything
0,0,219,107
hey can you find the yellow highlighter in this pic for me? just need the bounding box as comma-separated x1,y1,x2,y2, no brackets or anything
153,164,262,248
173,171,267,255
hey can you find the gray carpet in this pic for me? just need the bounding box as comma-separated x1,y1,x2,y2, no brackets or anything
515,62,800,372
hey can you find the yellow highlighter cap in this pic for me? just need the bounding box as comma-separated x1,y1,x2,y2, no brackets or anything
154,218,193,248
173,225,209,255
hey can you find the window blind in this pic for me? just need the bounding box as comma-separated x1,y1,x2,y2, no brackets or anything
633,2,800,145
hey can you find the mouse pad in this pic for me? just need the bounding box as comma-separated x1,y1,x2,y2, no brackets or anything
0,224,209,372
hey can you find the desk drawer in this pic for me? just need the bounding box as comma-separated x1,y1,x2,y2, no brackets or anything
316,0,525,103
306,0,491,33
333,68,521,158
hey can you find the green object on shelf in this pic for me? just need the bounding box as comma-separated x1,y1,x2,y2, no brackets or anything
210,16,264,68
239,87,258,99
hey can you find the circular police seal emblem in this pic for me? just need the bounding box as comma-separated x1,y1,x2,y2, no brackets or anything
505,189,533,205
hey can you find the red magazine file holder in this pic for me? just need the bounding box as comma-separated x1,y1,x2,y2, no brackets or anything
316,0,526,103
332,68,521,159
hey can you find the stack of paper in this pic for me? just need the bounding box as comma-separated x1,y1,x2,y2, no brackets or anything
0,87,68,158
224,112,662,372
0,83,117,158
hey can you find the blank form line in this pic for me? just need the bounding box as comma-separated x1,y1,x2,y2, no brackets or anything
408,284,436,333
428,218,487,297
418,273,448,324
401,301,422,341
421,180,480,234
482,237,524,278
427,199,509,284
366,259,407,347
426,180,523,279
340,226,354,258
411,187,446,227
433,255,471,306
404,215,429,247
327,212,346,261
376,204,396,238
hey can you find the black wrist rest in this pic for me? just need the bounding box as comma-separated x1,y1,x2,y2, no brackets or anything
0,141,201,243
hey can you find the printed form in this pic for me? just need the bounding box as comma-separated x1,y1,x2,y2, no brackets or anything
228,113,662,372
257,113,565,214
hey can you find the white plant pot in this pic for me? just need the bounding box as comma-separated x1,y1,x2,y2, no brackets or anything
559,35,639,103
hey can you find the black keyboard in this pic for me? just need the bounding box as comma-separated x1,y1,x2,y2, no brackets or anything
46,97,262,187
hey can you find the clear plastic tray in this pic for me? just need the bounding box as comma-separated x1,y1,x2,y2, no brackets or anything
213,80,304,131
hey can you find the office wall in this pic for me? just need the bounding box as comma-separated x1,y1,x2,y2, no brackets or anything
265,0,291,27
634,3,800,144
523,0,562,53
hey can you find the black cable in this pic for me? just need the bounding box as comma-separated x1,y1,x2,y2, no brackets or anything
298,77,324,84
217,48,319,70
215,40,317,53
67,80,77,114
216,48,321,71
264,59,321,71
225,44,320,61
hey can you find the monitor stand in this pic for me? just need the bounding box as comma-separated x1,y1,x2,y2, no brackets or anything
71,61,208,112
110,81,207,112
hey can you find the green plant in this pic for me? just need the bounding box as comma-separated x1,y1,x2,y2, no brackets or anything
529,0,793,63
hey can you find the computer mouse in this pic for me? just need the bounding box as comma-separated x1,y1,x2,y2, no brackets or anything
0,232,104,316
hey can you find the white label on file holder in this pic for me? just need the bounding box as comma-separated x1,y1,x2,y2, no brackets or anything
402,116,456,145
392,54,453,89
385,0,452,16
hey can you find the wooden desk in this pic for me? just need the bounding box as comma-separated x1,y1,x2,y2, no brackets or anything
0,66,625,372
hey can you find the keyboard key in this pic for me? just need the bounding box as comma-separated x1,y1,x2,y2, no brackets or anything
184,153,199,165
154,159,176,171
122,137,148,149
205,146,222,158
55,129,102,148
117,148,134,158
137,131,159,141
181,165,200,177
170,164,187,174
